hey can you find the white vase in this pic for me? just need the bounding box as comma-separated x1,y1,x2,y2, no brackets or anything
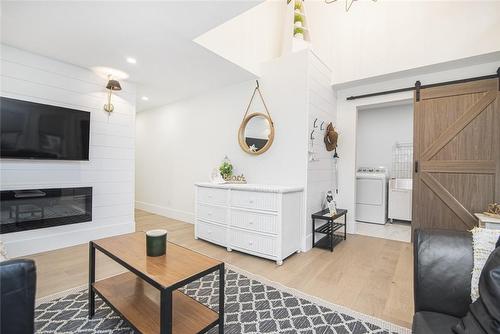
294,21,303,28
294,33,304,39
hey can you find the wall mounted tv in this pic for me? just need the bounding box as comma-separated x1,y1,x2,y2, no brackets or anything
0,97,90,160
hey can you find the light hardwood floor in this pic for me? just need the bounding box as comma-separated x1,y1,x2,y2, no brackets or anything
26,209,414,328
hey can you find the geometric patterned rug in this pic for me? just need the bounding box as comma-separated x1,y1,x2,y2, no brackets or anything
35,268,410,334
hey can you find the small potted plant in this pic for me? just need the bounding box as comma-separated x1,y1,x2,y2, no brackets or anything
294,13,303,27
219,157,233,181
294,27,304,39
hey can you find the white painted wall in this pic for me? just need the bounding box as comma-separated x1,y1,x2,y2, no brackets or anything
335,59,500,233
0,45,136,257
136,49,337,252
356,104,413,175
136,51,309,225
194,0,286,76
305,0,500,85
305,52,338,248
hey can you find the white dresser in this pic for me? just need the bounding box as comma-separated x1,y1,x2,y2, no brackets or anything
194,183,303,265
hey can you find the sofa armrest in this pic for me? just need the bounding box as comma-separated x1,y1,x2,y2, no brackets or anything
0,259,37,334
414,229,472,318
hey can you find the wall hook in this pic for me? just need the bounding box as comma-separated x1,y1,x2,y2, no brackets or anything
320,121,325,130
313,118,318,128
310,129,315,140
255,80,259,89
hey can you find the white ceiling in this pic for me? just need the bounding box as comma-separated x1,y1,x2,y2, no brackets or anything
1,1,261,111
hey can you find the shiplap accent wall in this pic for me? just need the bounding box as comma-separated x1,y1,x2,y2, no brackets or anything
0,45,136,257
305,52,338,249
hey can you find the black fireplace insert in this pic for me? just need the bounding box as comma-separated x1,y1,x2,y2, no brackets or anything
0,187,92,234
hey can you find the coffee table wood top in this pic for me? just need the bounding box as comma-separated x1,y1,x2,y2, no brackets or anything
92,232,222,289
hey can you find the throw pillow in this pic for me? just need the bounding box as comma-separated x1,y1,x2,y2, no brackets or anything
471,227,500,301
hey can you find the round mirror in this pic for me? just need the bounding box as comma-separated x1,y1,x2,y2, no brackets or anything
238,112,275,155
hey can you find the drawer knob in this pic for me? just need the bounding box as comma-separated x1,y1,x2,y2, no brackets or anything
249,221,254,225
208,195,213,198
208,212,212,216
249,199,255,204
248,241,253,246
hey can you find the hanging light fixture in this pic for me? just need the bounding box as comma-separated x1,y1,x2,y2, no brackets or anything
325,0,377,12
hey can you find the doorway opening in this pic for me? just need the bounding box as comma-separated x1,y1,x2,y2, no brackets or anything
355,100,413,242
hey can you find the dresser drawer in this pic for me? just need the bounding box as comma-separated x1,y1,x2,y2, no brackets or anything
196,220,227,246
229,228,277,256
230,190,277,211
231,209,277,234
197,187,227,206
197,204,227,224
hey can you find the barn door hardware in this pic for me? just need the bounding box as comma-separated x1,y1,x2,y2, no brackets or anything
346,68,500,101
415,81,421,102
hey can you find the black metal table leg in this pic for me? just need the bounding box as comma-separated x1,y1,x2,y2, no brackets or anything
88,242,95,318
160,289,173,334
344,213,347,240
330,219,334,252
218,263,225,334
312,217,315,247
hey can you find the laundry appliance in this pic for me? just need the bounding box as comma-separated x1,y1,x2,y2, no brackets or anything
355,167,388,224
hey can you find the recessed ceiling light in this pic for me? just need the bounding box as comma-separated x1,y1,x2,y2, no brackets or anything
141,96,149,101
126,57,137,64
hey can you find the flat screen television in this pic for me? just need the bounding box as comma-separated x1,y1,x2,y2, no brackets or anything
0,97,90,160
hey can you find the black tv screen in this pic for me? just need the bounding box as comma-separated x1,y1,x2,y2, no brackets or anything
0,97,90,160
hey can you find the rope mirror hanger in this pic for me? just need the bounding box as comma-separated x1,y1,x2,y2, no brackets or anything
238,80,275,155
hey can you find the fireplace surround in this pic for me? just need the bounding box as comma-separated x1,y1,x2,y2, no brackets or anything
0,187,92,234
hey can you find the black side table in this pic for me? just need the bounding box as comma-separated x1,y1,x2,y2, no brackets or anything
312,209,347,252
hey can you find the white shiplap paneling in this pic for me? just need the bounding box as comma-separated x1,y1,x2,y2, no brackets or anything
305,51,339,249
0,45,136,256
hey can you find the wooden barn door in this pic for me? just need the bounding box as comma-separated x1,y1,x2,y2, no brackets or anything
413,78,500,234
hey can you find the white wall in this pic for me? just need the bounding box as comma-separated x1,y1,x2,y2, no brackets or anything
335,59,500,233
305,0,500,85
194,0,286,76
136,51,309,224
305,52,338,247
0,45,136,256
356,104,413,175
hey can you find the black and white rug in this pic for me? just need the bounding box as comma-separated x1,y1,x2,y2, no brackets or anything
35,267,410,334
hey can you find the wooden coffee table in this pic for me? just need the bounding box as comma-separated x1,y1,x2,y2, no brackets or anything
88,232,224,334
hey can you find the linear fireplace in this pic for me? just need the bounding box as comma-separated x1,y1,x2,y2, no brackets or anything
0,187,92,234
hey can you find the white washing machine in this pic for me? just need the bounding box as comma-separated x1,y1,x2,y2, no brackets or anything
356,167,388,225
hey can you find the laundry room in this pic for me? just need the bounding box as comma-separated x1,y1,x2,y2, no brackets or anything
355,101,413,242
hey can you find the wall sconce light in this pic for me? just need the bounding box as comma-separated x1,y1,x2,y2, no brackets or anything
104,77,122,113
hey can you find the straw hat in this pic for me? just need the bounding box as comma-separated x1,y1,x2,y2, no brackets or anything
324,123,338,152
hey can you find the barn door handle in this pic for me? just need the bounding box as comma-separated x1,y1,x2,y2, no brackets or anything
414,161,419,173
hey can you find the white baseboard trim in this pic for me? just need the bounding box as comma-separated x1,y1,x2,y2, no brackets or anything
4,221,135,257
135,201,194,224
